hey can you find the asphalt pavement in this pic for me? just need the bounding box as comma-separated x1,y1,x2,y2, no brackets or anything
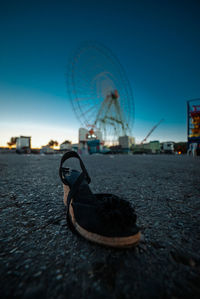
0,153,200,299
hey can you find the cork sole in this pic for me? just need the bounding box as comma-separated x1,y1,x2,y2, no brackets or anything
63,184,141,248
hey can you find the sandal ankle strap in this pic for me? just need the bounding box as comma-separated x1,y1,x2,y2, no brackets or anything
59,151,91,185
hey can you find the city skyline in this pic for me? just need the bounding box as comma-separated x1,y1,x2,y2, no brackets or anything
1,0,200,148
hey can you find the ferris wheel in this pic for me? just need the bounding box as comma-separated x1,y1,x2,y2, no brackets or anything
67,41,134,144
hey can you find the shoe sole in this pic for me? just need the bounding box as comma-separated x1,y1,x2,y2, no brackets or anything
63,184,141,248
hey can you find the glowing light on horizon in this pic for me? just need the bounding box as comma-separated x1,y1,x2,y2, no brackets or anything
0,121,79,148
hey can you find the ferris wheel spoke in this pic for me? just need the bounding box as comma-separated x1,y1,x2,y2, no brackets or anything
78,102,99,119
74,102,96,111
75,96,96,102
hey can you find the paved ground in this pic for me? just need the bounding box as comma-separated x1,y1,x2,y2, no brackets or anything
0,153,200,299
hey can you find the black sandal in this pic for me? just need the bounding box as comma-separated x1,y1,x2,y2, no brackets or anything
59,151,141,248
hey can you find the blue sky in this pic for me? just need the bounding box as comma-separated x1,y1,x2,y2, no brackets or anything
0,0,200,147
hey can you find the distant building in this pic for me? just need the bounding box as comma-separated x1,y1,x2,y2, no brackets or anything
72,143,79,152
87,139,100,154
16,136,31,153
78,127,103,154
0,147,16,154
40,146,54,154
60,140,72,151
119,136,135,150
79,128,89,142
160,142,174,154
94,130,103,142
133,141,160,154
143,140,160,153
79,127,103,143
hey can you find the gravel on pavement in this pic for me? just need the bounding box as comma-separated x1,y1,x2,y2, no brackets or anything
0,153,200,299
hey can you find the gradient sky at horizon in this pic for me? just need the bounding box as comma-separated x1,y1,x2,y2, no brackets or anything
0,0,200,147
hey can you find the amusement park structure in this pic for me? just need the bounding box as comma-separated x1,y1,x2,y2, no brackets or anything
67,41,134,145
140,119,164,144
187,99,200,154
